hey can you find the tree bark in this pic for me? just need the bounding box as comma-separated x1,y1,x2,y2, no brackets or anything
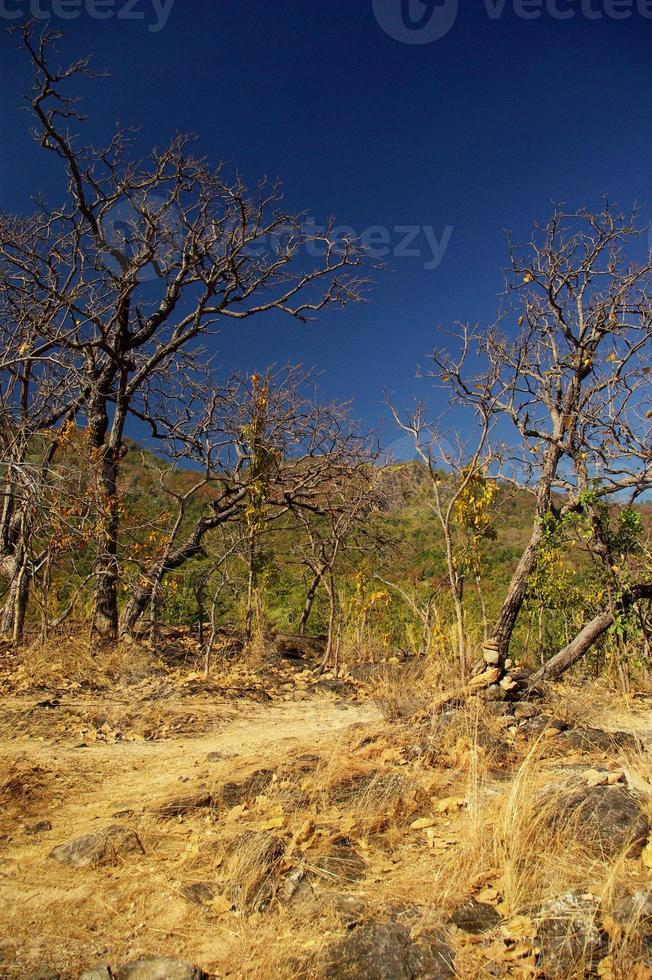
530,583,652,683
119,494,245,636
298,567,324,635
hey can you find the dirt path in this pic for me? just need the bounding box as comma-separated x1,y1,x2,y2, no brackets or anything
1,697,383,839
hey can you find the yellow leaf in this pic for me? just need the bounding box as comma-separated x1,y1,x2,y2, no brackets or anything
410,816,437,830
255,815,285,831
210,894,233,915
642,840,652,869
435,796,467,814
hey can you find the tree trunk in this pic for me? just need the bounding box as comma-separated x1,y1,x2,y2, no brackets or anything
119,495,245,637
530,583,652,683
299,568,324,635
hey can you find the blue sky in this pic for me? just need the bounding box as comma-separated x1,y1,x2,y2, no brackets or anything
1,1,651,445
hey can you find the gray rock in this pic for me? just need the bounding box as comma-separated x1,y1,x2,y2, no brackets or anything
312,844,367,883
25,819,52,835
552,783,649,856
155,790,212,819
114,959,206,980
316,921,453,979
560,725,642,753
79,968,112,979
49,824,144,869
179,881,216,906
450,898,501,934
536,892,607,978
216,769,274,807
513,702,539,720
614,891,652,965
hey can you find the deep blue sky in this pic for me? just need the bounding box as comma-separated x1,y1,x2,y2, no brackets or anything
1,1,651,446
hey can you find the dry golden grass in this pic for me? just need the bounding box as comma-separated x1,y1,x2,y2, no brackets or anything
0,641,650,978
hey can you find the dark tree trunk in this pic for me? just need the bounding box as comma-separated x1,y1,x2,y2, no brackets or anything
530,583,652,683
92,448,120,641
119,495,245,637
299,568,325,635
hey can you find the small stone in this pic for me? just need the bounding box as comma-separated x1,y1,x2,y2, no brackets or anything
513,702,539,720
155,791,212,819
49,825,144,869
450,898,501,934
179,881,216,906
113,958,206,980
25,819,52,835
79,968,112,980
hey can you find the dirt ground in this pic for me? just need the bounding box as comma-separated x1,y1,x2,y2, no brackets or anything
0,650,651,979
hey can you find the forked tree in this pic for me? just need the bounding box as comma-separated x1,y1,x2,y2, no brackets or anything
432,207,651,682
2,24,368,641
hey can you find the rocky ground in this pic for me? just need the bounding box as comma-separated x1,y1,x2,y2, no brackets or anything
0,640,651,979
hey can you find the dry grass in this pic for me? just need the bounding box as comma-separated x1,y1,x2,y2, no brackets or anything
0,649,649,978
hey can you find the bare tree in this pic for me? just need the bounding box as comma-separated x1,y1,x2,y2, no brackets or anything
118,366,375,639
8,24,369,641
436,206,651,682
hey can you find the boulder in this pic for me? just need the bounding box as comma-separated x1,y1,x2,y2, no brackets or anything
216,769,274,808
179,881,216,906
312,843,367,883
49,824,144,869
155,791,212,819
450,898,501,934
559,725,642,753
536,892,607,977
316,920,454,979
113,959,206,980
551,782,648,857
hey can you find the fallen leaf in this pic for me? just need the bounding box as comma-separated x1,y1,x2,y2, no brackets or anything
434,796,467,814
410,816,437,830
210,894,233,915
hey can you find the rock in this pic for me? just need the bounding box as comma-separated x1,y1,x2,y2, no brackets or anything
551,782,648,856
316,920,451,979
614,891,652,965
560,725,642,753
206,751,236,762
316,678,356,697
223,831,285,911
25,819,52,835
467,668,501,690
450,898,501,934
322,893,367,928
79,968,112,979
513,702,539,720
536,892,607,977
312,844,367,883
217,769,274,807
179,881,216,906
49,824,144,869
113,958,206,980
278,868,317,910
155,790,212,819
